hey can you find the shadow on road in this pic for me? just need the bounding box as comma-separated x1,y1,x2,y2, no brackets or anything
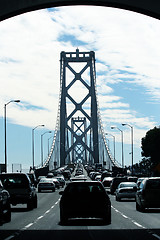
1,229,160,240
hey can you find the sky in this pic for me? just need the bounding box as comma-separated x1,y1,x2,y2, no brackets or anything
0,6,160,172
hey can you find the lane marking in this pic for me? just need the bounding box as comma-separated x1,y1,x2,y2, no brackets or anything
152,234,160,240
23,223,33,229
111,206,145,229
4,236,15,240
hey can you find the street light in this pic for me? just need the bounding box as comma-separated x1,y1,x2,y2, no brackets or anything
41,131,52,166
111,126,124,168
4,100,21,173
106,133,115,162
122,123,134,175
32,124,45,170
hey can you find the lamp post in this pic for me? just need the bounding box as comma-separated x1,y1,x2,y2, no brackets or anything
122,123,134,175
111,126,124,168
41,131,52,166
4,100,20,173
32,124,45,170
106,133,115,162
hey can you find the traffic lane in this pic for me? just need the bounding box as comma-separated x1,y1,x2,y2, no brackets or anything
0,189,61,231
4,201,159,240
1,193,160,240
110,194,160,229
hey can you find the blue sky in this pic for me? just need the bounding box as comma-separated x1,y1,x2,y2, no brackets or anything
0,6,160,172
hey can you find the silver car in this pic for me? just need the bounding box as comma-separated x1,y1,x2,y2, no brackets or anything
115,182,137,201
38,178,55,192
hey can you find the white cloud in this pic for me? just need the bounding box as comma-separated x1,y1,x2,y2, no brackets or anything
0,5,159,151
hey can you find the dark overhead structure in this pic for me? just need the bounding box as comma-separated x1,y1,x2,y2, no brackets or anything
0,0,160,21
60,49,99,166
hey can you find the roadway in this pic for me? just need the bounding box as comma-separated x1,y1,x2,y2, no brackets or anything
0,187,160,240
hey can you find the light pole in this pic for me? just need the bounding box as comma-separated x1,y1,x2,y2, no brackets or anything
106,133,115,162
4,100,20,173
122,123,134,175
111,126,124,168
32,124,45,170
41,131,52,166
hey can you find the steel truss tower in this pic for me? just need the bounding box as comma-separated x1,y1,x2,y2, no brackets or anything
60,49,99,166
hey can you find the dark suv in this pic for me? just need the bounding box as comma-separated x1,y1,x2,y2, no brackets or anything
0,173,37,210
0,180,11,222
136,177,160,211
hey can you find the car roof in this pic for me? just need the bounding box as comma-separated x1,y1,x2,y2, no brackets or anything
67,181,102,185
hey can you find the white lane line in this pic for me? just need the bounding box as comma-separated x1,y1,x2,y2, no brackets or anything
45,210,50,214
132,221,145,228
21,197,61,230
121,214,128,219
23,223,34,229
4,235,15,240
152,234,160,240
111,205,145,229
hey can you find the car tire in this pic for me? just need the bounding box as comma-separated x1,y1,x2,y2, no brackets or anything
103,207,111,225
33,195,38,208
27,198,34,210
52,188,55,192
60,211,68,225
4,206,11,222
116,195,120,201
136,201,145,212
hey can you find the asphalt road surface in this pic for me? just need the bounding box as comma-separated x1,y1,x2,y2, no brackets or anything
0,187,160,240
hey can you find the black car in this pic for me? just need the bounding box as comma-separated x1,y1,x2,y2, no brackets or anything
136,177,160,211
59,181,111,224
0,173,37,210
110,177,128,194
0,180,11,223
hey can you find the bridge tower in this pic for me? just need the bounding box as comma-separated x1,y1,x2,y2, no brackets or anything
60,49,99,166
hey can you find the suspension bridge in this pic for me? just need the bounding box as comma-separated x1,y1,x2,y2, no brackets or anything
37,49,121,173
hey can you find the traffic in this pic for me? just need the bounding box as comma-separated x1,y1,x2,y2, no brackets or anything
0,164,160,240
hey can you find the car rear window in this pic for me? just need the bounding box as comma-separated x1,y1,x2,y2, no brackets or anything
66,183,104,194
0,175,29,188
146,179,160,189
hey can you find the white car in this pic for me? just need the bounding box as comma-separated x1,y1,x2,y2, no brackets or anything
115,182,137,201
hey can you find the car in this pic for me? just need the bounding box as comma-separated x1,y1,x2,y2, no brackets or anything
38,178,55,192
102,177,113,188
115,182,137,201
101,171,112,181
95,174,102,181
127,176,138,183
37,175,46,183
0,173,37,210
62,170,71,180
136,177,160,212
55,176,65,188
0,180,11,223
136,177,147,188
59,181,111,224
27,173,38,187
70,175,88,182
110,177,128,194
52,178,60,189
46,172,54,178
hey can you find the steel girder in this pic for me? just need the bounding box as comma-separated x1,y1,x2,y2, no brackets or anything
60,49,99,166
